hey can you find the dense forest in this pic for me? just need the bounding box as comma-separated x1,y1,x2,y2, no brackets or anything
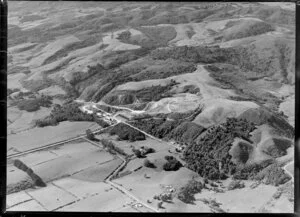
107,122,146,141
16,95,53,112
35,102,96,127
183,118,256,180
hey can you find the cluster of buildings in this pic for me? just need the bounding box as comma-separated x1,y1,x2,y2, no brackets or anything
170,141,185,152
153,185,175,202
81,104,117,125
96,112,117,125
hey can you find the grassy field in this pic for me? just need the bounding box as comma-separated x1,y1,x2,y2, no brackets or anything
8,106,52,135
8,121,99,152
7,140,114,193
194,179,279,213
7,138,133,212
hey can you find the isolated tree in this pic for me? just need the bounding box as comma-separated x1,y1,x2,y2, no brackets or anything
163,156,182,171
157,201,164,209
133,149,144,158
161,193,172,202
177,188,196,204
144,159,156,168
86,129,95,140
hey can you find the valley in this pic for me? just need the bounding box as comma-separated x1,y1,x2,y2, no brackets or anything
7,1,295,213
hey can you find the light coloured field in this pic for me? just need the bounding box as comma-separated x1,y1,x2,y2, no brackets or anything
193,98,259,128
7,164,30,187
277,84,295,98
47,140,99,156
6,191,32,208
72,158,123,182
163,197,212,212
261,196,293,213
12,150,58,167
259,181,294,213
7,107,23,127
31,148,113,183
195,179,278,213
53,178,112,200
57,185,133,212
8,121,99,152
38,85,66,96
27,183,78,211
8,106,51,135
7,199,46,211
7,73,27,90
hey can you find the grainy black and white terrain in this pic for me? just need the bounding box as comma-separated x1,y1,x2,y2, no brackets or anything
7,1,294,213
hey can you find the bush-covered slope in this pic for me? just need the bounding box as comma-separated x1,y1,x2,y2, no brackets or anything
184,118,256,180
